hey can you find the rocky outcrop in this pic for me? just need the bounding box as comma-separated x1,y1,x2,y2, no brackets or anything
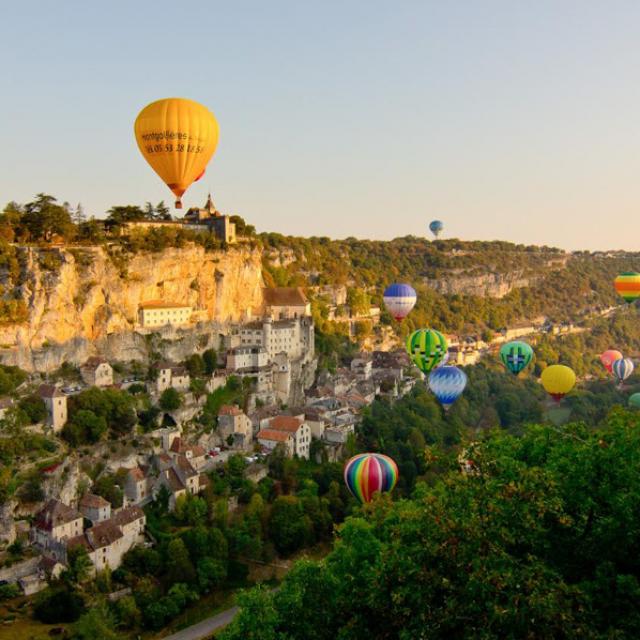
0,245,264,372
424,271,540,298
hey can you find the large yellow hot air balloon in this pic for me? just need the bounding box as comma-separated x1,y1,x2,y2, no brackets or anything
540,364,576,402
134,98,219,209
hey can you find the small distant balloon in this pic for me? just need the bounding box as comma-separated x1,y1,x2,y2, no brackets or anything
406,329,448,375
500,341,533,376
614,272,640,303
429,220,444,238
600,350,623,374
540,364,576,403
383,283,417,321
428,365,467,408
612,358,634,384
344,453,399,503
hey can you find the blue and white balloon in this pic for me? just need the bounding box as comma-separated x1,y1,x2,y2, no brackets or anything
383,283,417,321
612,357,634,384
428,365,467,408
429,220,444,238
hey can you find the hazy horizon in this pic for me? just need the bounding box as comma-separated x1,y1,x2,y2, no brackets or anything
3,1,640,252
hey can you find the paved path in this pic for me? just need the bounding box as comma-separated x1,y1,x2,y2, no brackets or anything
161,604,239,640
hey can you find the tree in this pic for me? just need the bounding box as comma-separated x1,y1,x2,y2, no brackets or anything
18,394,47,424
203,348,218,374
72,203,86,225
22,193,75,242
92,473,123,508
72,605,119,640
34,587,85,623
197,556,227,592
267,496,312,556
63,409,107,445
65,545,93,585
159,387,182,412
184,353,205,377
166,538,196,586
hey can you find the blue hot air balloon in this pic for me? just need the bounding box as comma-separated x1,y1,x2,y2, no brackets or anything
383,283,417,321
429,220,444,238
612,357,634,384
428,365,467,408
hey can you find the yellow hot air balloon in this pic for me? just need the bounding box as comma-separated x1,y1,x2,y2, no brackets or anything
134,98,219,209
540,364,576,402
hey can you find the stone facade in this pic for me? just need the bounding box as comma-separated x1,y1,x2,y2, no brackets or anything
38,384,67,432
80,357,113,387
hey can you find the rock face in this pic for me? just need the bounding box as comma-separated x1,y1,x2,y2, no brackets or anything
424,271,540,298
0,245,264,372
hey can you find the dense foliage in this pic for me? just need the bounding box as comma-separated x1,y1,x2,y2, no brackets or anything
222,409,640,640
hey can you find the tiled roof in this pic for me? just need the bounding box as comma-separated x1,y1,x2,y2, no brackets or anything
68,520,122,551
174,455,197,477
38,384,64,399
163,467,185,492
263,287,308,306
127,466,146,481
79,493,110,510
81,356,108,370
113,506,144,526
257,429,291,443
33,499,81,531
218,404,243,417
269,415,303,432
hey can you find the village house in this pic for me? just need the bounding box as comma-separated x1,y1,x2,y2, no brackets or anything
80,357,114,387
154,361,191,393
153,452,208,511
38,384,67,432
122,465,153,506
218,404,253,448
31,499,83,558
168,437,207,470
350,355,373,381
260,415,311,459
263,287,311,320
138,301,192,328
256,428,294,456
79,493,111,524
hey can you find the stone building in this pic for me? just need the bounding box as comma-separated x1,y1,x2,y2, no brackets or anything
79,493,111,524
263,287,311,320
31,500,83,557
138,301,192,328
257,415,311,459
154,361,191,393
80,357,114,387
38,385,67,432
218,404,253,447
184,194,236,244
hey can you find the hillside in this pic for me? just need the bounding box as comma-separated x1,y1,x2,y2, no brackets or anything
261,234,639,334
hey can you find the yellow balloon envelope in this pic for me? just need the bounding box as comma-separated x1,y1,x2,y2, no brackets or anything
540,364,576,402
134,98,219,209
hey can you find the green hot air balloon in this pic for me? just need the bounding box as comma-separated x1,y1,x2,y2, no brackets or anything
629,393,640,409
406,329,448,374
500,341,534,375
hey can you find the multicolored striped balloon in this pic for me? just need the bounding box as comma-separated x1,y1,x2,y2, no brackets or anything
343,453,399,503
500,341,533,375
383,283,417,321
406,329,448,375
428,365,467,408
612,357,634,383
614,272,640,303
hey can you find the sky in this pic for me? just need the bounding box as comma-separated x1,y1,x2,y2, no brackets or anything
2,1,640,250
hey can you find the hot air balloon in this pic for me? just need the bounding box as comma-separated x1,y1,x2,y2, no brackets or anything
600,349,623,374
406,329,448,374
540,364,576,402
628,393,640,409
614,272,640,303
134,98,220,209
500,341,533,375
612,358,634,384
428,366,467,408
344,453,399,503
383,283,417,321
429,220,443,238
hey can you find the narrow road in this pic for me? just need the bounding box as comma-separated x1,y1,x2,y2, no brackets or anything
161,605,239,640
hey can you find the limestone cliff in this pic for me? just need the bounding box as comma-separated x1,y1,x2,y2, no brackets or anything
0,245,264,371
424,271,541,298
